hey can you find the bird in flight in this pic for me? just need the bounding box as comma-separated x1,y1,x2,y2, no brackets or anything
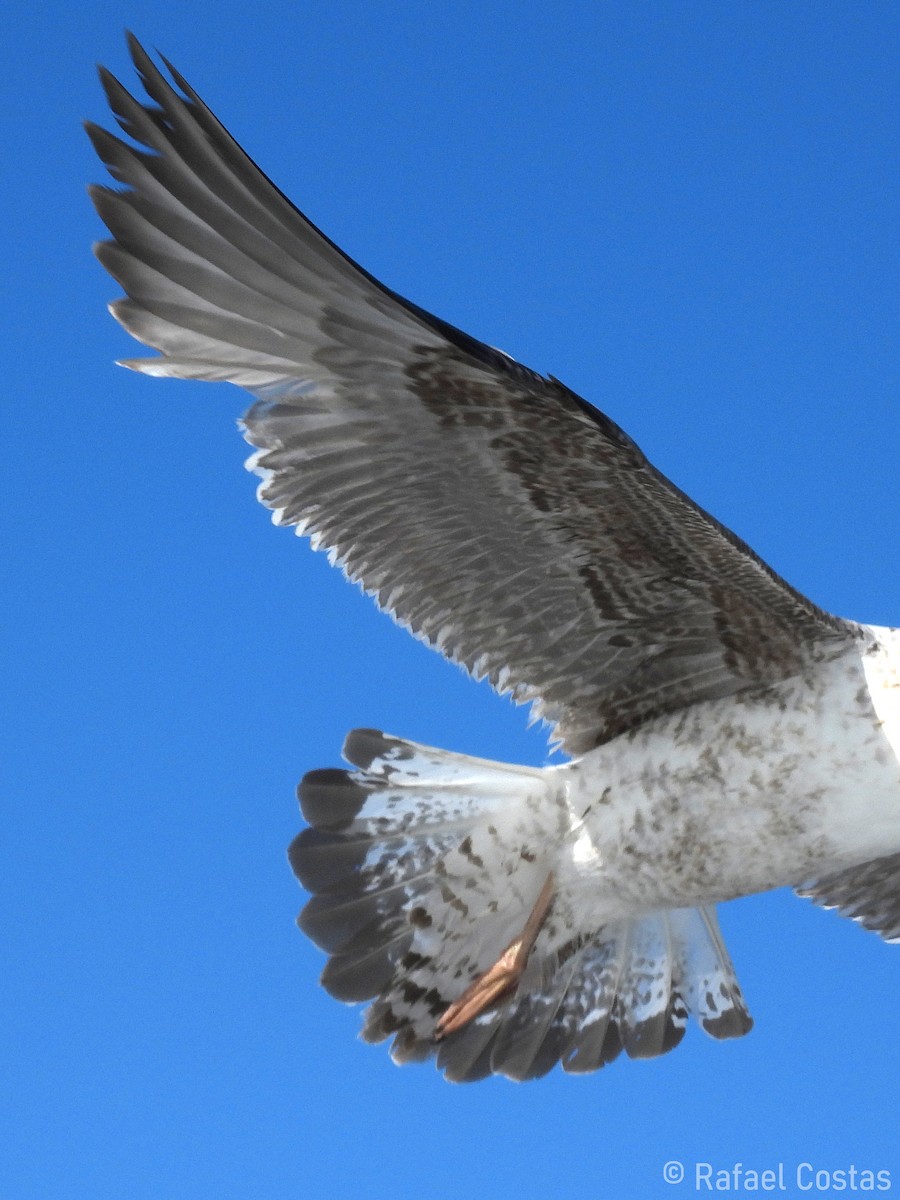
88,35,900,1082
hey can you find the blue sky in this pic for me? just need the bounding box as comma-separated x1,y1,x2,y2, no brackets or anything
4,3,899,1198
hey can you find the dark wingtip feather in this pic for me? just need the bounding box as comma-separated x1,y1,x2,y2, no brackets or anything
96,64,118,97
90,238,113,267
96,65,147,142
158,52,198,101
130,35,170,96
83,119,115,159
86,181,112,206
126,30,154,75
84,120,146,185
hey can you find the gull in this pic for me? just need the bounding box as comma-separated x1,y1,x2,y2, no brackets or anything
88,35,900,1082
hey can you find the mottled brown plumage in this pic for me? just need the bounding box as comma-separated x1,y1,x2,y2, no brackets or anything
88,37,900,1083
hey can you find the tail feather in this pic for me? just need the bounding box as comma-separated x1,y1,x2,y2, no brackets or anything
291,730,553,1014
291,730,753,1081
557,937,629,1075
671,907,753,1039
318,921,412,1003
487,950,584,1081
619,916,687,1059
435,1017,499,1083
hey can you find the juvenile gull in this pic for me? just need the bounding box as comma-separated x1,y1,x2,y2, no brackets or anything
88,36,900,1082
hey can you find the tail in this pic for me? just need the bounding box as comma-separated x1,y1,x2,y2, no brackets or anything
290,730,753,1082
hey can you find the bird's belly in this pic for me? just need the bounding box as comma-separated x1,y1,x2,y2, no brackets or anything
558,663,900,920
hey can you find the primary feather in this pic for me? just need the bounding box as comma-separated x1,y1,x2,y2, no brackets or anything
88,36,900,1082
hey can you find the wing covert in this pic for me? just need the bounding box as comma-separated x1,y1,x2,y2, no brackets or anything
89,36,854,752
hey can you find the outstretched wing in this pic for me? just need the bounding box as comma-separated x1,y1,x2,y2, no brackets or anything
88,36,853,753
798,854,900,942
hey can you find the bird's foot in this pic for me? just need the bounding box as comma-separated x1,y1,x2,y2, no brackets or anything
434,873,555,1039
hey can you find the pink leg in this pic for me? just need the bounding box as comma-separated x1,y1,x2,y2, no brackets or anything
434,873,555,1040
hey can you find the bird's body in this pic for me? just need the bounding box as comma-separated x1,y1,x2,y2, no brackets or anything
89,37,900,1082
560,630,900,923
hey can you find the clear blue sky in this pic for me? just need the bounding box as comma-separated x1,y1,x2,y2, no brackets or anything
4,3,899,1198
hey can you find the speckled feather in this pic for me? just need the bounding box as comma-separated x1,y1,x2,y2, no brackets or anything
295,730,752,1080
798,855,900,942
88,39,900,1084
87,36,852,757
